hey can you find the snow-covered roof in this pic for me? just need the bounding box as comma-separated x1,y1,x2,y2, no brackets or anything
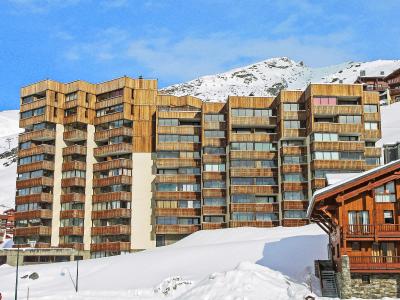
307,159,400,217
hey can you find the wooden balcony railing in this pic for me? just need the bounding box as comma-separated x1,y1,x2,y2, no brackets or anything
92,191,132,202
15,193,53,205
19,129,56,143
349,256,400,271
230,151,277,160
230,185,279,195
230,133,277,143
310,141,365,152
155,208,201,217
157,126,200,135
61,177,86,188
90,241,131,252
59,226,84,236
62,145,87,156
311,178,327,190
282,129,307,138
94,127,133,142
281,182,308,191
14,209,52,220
93,159,132,172
155,174,199,184
201,138,226,147
91,225,131,236
282,219,309,227
14,226,51,236
345,224,400,238
156,142,201,152
230,220,279,228
153,191,201,200
313,105,362,115
16,176,54,189
93,175,132,187
202,222,227,230
281,164,306,174
156,158,200,168
365,147,382,157
230,116,276,127
364,130,381,140
201,172,225,181
94,143,133,157
62,161,86,171
312,123,363,134
17,160,54,173
91,208,131,219
60,209,85,219
230,168,277,177
311,160,364,170
230,203,279,213
63,130,87,142
202,206,227,215
60,193,85,203
203,122,226,130
155,224,201,234
283,201,309,210
202,155,226,163
59,243,84,251
18,144,55,158
280,146,307,156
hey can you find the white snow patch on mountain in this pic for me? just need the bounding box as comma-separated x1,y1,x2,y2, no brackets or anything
161,57,400,101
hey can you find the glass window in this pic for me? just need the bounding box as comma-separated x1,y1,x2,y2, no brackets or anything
204,147,225,155
159,119,179,126
375,181,396,202
312,133,338,142
203,164,225,172
364,105,378,113
284,210,307,219
204,114,225,122
365,122,379,130
338,115,361,124
283,191,307,200
204,130,225,138
313,97,337,105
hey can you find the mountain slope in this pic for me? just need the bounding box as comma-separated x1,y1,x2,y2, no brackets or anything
160,57,400,101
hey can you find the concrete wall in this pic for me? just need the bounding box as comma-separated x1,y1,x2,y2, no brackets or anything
130,153,155,250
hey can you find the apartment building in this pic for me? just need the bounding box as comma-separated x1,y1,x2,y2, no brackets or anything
385,68,400,104
14,77,382,257
355,73,389,105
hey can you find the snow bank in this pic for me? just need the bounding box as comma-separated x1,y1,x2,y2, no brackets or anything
0,224,327,299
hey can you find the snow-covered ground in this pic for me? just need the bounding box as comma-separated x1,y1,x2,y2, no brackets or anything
0,224,327,299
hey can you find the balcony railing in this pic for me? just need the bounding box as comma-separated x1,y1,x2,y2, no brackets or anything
230,220,279,228
155,224,201,234
19,129,56,143
93,159,132,172
345,224,400,238
62,145,87,156
349,256,400,271
18,144,55,158
63,130,87,142
90,241,130,252
94,127,133,142
91,225,131,236
14,226,51,236
94,143,132,157
230,203,279,213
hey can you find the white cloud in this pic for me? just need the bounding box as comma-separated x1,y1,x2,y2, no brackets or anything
7,0,82,13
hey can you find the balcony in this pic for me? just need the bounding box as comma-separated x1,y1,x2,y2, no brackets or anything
282,129,307,138
230,185,279,195
281,182,308,191
156,158,200,168
90,241,131,252
281,146,306,156
311,160,364,170
60,193,85,203
60,210,85,219
202,206,227,215
63,130,87,142
156,142,201,151
62,161,86,171
15,193,53,205
153,191,200,200
16,176,54,189
345,224,400,239
14,209,53,220
202,223,227,230
230,203,279,213
94,127,133,142
202,138,226,147
202,155,225,163
14,226,51,236
310,141,365,152
365,147,382,157
281,164,306,174
157,126,200,135
93,159,132,172
18,144,55,158
91,225,131,236
92,191,132,202
91,208,131,219
311,178,326,190
229,220,279,228
93,175,132,187
19,129,56,143
59,226,84,236
313,105,362,116
363,113,380,122
230,151,277,160
312,123,363,134
230,168,276,177
17,161,54,173
230,116,276,127
203,122,226,130
283,201,309,210
62,145,87,156
155,208,201,217
155,175,199,184
364,130,381,140
202,172,225,181
349,256,400,272
61,177,86,188
155,224,201,234
282,219,309,227
230,133,277,143
94,143,132,157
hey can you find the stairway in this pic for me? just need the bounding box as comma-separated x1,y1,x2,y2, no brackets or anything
315,260,339,298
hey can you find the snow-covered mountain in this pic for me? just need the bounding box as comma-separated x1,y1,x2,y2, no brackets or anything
160,57,400,101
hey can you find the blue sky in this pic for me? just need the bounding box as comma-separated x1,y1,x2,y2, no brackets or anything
0,0,399,110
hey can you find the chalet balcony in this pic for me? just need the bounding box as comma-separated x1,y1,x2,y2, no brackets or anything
281,164,306,174
156,158,200,168
94,96,124,110
282,201,309,210
202,189,226,198
94,127,133,142
14,226,51,236
62,145,87,156
155,174,199,184
282,219,309,227
93,159,132,172
349,256,400,272
15,193,53,205
60,193,85,203
63,130,87,142
229,220,279,228
59,226,84,236
155,208,201,217
153,191,200,200
202,155,225,163
155,224,201,234
202,223,227,230
16,176,54,189
92,191,132,202
365,147,382,157
230,168,276,177
281,182,308,191
91,208,131,219
90,241,130,252
282,129,307,138
203,122,226,130
230,203,279,213
280,146,307,156
20,97,48,112
62,161,86,171
17,160,54,173
202,172,225,181
282,111,306,120
364,130,381,140
156,142,201,152
230,151,277,160
94,143,132,157
310,141,365,152
14,209,52,220
363,113,380,122
230,116,276,127
19,129,56,143
157,126,200,135
202,138,226,147
311,160,364,171
230,185,279,195
202,206,227,215
311,178,327,190
313,105,362,116
18,144,55,158
93,175,132,187
91,225,131,236
345,224,400,239
60,210,85,219
61,177,86,188
230,133,277,143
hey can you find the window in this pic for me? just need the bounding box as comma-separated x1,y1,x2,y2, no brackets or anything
313,97,337,105
283,210,307,219
365,122,378,130
283,191,307,200
283,173,305,182
204,216,225,223
366,157,380,165
312,152,339,160
159,119,179,126
283,103,304,111
20,107,45,119
339,135,359,141
231,177,276,186
312,133,338,142
232,109,272,117
384,211,394,224
375,181,396,202
204,114,224,122
203,198,226,206
96,104,123,117
231,195,276,203
157,151,179,159
339,152,363,160
230,142,276,151
64,107,77,117
364,105,378,113
204,130,225,138
351,242,361,251
361,275,370,284
203,180,226,188
282,156,306,164
281,140,304,146
203,164,225,172
158,135,199,143
65,92,78,102
348,211,369,225
97,89,123,101
62,170,86,178
338,115,361,124
156,216,177,225
204,147,225,155
284,120,304,129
